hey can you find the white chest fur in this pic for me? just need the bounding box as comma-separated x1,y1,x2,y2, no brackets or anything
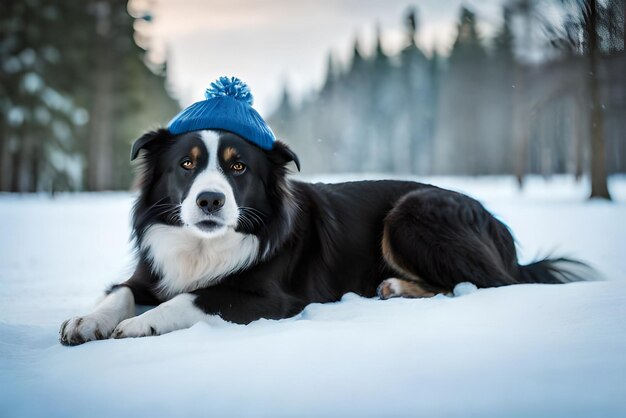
141,225,260,298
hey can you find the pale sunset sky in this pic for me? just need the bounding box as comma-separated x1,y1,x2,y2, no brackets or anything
130,0,511,116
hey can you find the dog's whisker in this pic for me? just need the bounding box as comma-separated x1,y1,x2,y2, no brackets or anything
142,197,170,215
154,204,183,225
239,207,266,228
237,213,254,231
238,211,263,232
240,206,266,218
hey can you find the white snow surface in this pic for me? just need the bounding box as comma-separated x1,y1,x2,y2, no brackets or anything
1,175,625,418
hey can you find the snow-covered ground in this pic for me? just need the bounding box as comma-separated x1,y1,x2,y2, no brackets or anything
1,175,625,418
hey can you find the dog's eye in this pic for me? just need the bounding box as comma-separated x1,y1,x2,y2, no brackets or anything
180,159,195,170
230,162,246,174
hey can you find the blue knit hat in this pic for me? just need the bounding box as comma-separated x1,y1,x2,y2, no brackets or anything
168,76,276,150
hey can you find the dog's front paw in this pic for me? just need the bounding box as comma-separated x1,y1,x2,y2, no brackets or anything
59,314,116,346
113,316,158,339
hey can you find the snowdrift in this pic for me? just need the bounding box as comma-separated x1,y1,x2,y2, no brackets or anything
1,175,625,417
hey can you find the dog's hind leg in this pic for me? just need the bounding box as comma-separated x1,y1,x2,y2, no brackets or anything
380,187,520,295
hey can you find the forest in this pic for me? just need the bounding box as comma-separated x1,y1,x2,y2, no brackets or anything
270,1,625,199
1,0,624,199
0,0,178,193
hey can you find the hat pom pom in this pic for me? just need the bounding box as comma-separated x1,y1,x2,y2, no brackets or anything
205,76,254,105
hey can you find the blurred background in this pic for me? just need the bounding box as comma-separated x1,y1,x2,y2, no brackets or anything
0,0,624,198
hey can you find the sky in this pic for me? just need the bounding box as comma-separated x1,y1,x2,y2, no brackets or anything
129,0,508,116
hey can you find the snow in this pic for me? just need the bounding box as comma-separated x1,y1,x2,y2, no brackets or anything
6,107,25,127
1,175,625,418
452,281,478,296
22,72,44,93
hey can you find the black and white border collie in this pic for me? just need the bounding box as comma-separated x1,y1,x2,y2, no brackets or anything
60,129,584,345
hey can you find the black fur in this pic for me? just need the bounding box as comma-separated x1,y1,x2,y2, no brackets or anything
118,129,586,325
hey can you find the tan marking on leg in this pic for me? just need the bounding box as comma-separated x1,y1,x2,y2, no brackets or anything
380,227,449,297
377,278,437,300
222,146,238,162
381,226,421,282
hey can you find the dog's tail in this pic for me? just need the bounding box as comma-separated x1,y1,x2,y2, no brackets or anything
516,257,597,284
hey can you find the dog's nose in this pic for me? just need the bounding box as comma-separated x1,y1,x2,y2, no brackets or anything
196,191,225,214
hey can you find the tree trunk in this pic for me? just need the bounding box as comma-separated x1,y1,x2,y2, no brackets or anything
512,64,529,188
87,65,114,191
573,91,584,181
513,6,533,188
16,132,34,193
31,140,42,191
0,130,12,192
587,0,612,199
87,2,114,191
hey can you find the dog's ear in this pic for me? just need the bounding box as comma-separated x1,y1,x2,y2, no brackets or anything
130,129,169,161
270,140,300,172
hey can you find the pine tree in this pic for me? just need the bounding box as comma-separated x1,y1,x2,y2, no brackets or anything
84,0,179,191
584,0,612,199
342,36,371,172
0,0,86,192
366,25,394,172
487,6,516,174
320,52,338,97
0,0,178,192
397,6,436,174
434,7,488,175
269,84,293,136
551,0,620,199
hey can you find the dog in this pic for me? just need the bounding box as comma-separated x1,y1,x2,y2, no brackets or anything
59,128,584,345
